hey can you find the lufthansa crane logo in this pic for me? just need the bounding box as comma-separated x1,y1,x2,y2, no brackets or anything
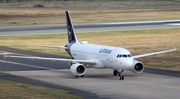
68,26,72,36
68,26,73,41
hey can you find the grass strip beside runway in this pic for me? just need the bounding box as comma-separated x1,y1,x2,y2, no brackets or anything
1,0,180,26
0,79,82,99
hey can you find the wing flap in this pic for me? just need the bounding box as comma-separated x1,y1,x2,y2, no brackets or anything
133,47,176,59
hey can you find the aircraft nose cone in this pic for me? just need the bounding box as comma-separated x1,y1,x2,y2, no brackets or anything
126,61,133,67
124,58,134,68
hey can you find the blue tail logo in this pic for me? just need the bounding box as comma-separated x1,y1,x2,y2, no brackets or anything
66,11,78,43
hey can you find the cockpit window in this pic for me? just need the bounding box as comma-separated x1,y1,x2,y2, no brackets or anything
123,55,127,58
116,54,131,58
116,54,121,58
128,54,131,57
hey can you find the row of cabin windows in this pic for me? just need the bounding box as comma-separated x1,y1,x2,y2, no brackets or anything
116,54,131,58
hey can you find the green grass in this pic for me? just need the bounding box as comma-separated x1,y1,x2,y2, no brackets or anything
0,79,82,99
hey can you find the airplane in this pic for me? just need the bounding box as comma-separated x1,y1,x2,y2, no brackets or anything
4,11,176,80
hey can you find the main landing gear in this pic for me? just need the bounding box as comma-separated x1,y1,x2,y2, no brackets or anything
75,75,84,77
113,70,124,80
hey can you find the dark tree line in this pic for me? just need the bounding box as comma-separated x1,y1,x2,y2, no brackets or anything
0,0,26,2
0,0,77,2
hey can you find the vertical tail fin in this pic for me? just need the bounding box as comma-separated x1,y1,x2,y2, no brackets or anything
66,11,78,43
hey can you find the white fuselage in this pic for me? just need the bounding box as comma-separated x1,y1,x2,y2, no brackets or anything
70,42,134,70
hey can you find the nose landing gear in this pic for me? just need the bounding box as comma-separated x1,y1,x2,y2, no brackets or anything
113,70,124,80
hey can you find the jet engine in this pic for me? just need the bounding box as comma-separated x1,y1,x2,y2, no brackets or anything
131,60,144,73
70,63,86,76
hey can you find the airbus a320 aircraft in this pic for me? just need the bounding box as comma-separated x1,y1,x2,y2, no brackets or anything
5,11,176,80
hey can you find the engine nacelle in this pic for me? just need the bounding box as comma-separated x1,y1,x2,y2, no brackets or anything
131,60,144,73
70,63,86,76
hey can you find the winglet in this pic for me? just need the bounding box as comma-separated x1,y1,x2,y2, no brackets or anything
66,11,78,43
3,53,6,59
1,52,14,59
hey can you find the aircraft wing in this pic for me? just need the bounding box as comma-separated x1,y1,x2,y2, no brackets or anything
133,47,176,59
4,55,96,65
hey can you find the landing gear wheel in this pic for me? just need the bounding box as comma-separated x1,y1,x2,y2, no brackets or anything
80,75,84,77
119,75,124,80
117,70,124,80
113,70,118,76
75,76,79,77
122,75,124,80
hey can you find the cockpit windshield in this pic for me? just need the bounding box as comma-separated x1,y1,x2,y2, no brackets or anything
116,54,131,58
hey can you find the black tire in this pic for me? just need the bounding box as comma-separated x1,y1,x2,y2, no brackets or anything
113,70,118,76
75,76,79,77
122,75,124,80
80,75,84,77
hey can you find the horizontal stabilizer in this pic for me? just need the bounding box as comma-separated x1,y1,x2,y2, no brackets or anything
38,45,68,50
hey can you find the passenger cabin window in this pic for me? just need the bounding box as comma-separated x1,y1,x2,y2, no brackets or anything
116,54,131,58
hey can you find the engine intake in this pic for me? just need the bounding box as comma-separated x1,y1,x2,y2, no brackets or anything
70,63,86,76
131,60,144,73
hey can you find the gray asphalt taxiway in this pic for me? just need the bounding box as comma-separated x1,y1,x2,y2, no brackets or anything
0,47,180,99
1,20,180,36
